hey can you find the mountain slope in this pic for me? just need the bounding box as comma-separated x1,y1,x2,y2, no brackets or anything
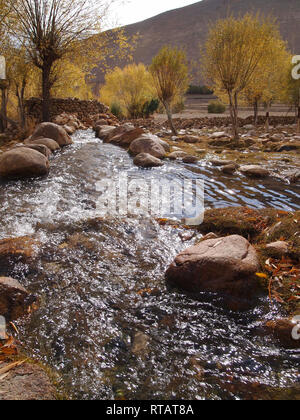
94,0,300,86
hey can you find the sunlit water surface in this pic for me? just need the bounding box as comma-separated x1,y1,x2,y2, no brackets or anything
0,130,299,400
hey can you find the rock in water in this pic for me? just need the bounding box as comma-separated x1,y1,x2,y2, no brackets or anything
0,147,49,179
24,138,60,152
240,165,269,178
15,144,52,159
166,235,260,301
133,153,164,168
130,135,166,158
182,155,198,164
30,122,73,146
109,127,145,147
168,151,188,160
0,277,33,321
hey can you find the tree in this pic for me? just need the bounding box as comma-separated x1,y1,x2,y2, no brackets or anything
243,39,290,128
12,0,116,122
100,63,156,118
150,46,189,136
51,59,93,100
6,47,39,128
204,14,282,140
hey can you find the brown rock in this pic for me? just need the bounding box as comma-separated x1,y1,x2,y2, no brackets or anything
15,144,52,159
0,236,40,275
130,135,166,158
168,151,188,160
25,138,60,152
63,125,76,135
210,159,237,167
182,135,200,144
95,125,117,140
182,155,198,164
240,165,269,178
266,241,289,256
133,153,164,168
265,318,300,349
221,164,238,174
110,127,145,147
166,235,261,300
30,122,73,147
0,148,49,179
0,277,33,321
0,363,56,400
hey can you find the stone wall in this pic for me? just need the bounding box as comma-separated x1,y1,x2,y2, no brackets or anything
25,97,110,126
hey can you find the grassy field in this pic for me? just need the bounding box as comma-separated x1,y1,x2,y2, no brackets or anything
155,94,297,121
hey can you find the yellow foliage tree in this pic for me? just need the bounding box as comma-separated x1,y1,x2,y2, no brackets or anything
150,46,189,135
100,63,156,118
204,14,283,139
51,60,93,100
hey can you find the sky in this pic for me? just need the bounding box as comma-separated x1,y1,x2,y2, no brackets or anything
109,0,200,28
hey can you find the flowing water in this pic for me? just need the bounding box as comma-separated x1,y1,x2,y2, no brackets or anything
0,130,299,400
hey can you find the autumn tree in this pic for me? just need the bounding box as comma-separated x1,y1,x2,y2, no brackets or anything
150,46,189,136
204,14,282,140
11,0,117,122
100,63,156,118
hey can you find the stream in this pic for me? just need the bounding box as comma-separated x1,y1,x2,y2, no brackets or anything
0,130,299,400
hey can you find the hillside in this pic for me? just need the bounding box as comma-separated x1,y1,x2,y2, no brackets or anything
94,0,300,87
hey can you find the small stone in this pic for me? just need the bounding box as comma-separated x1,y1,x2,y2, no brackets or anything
133,153,163,168
221,164,237,174
0,277,34,321
168,151,188,160
240,165,269,178
182,155,198,164
266,241,289,255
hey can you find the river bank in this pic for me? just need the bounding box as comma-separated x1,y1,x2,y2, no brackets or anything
0,122,299,400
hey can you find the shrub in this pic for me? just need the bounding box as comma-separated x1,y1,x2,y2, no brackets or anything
187,85,213,95
142,99,160,118
110,102,124,119
208,101,226,114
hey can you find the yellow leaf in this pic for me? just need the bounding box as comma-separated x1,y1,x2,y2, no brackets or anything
256,272,268,279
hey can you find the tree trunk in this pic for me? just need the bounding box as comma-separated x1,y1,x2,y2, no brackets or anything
297,106,300,134
228,92,239,140
165,102,177,136
265,103,270,132
42,64,52,122
0,87,8,133
254,101,258,126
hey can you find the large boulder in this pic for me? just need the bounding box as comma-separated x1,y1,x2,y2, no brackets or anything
129,134,166,158
30,122,72,147
166,235,261,303
95,125,117,140
109,127,145,147
133,153,164,168
24,138,60,152
0,277,34,321
15,144,52,159
0,148,50,179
